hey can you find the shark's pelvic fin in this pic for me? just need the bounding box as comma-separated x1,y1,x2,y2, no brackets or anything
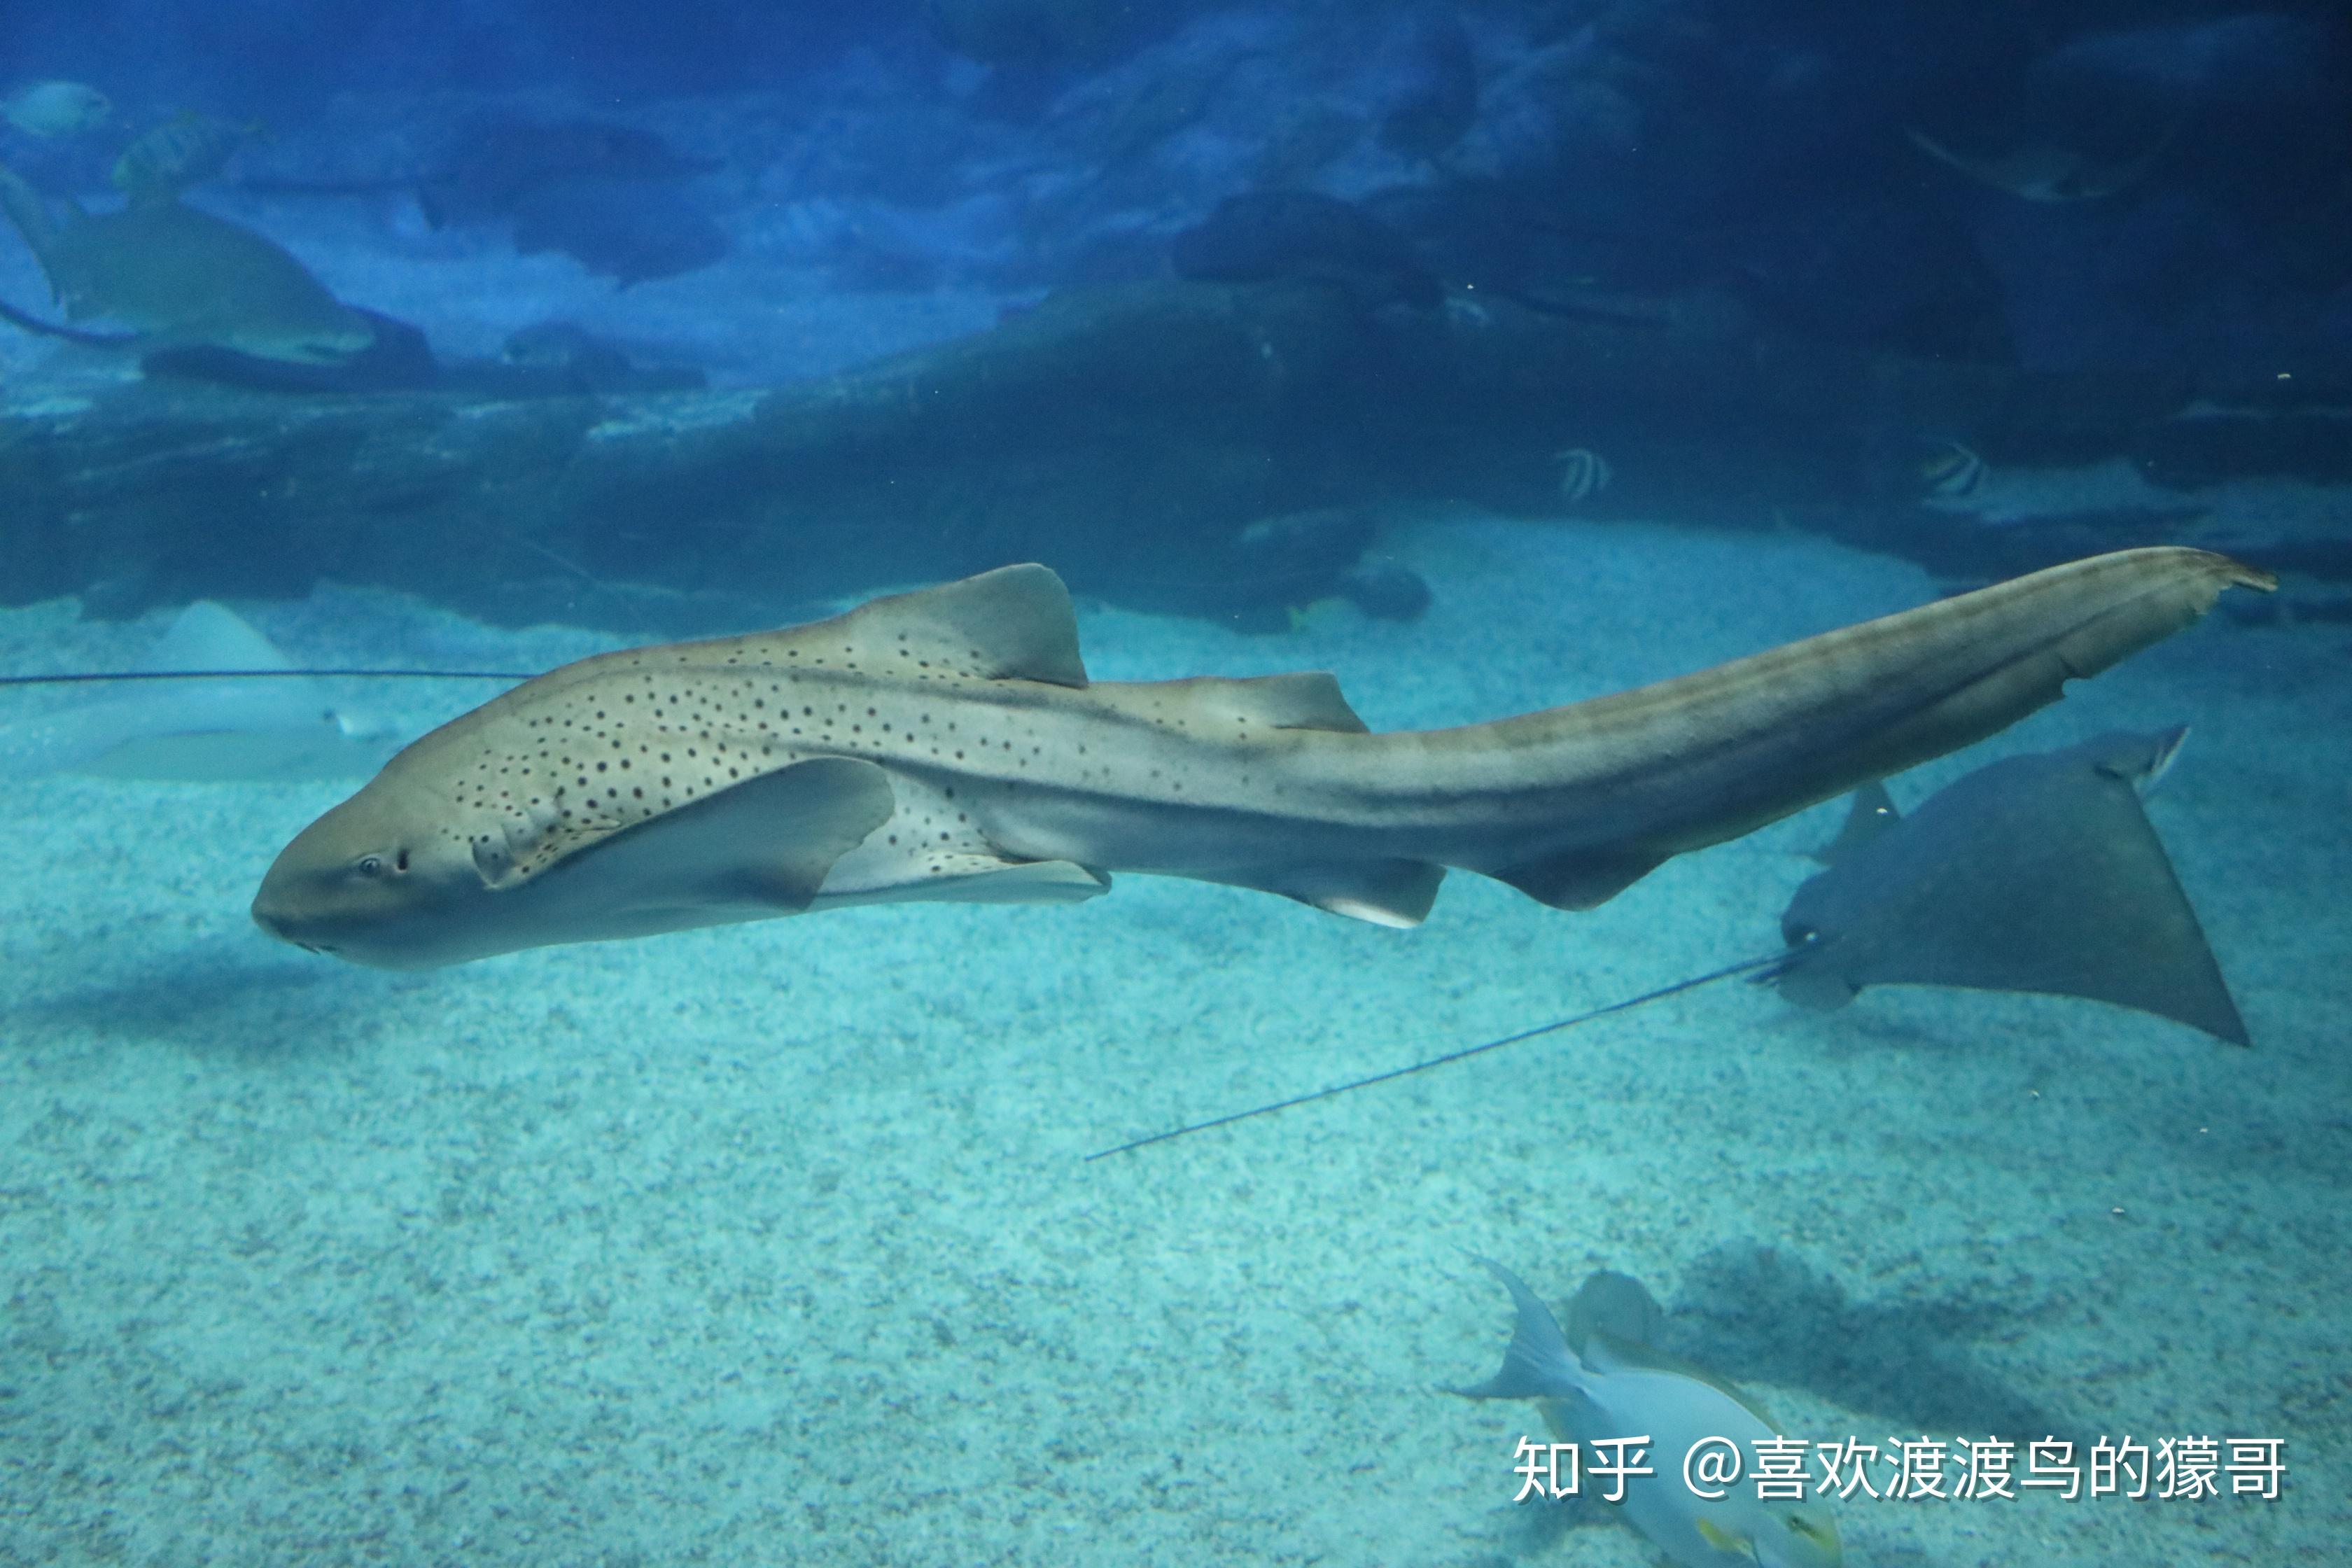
1492,845,1668,911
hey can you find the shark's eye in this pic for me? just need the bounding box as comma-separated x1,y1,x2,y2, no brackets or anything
1786,1516,1825,1539
357,855,384,877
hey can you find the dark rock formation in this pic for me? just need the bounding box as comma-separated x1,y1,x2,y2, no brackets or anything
3,278,2339,638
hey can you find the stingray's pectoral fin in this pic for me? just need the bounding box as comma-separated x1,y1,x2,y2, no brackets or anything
528,756,895,918
1220,857,1446,927
1490,846,1666,911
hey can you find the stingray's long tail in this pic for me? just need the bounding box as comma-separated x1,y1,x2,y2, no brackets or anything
1086,950,1784,1160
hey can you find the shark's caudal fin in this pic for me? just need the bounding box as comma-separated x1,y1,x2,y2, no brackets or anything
1472,547,2271,912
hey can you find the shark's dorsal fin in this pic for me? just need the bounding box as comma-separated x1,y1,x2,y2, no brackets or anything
1160,671,1370,734
829,564,1088,687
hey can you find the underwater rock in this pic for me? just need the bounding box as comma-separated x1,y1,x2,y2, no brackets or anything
0,277,2330,636
507,174,729,286
1376,6,1479,160
486,320,708,396
1171,190,1442,310
925,0,1156,71
417,115,718,228
1338,562,1433,622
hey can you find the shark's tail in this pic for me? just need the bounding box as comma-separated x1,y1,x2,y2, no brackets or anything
1476,547,2272,911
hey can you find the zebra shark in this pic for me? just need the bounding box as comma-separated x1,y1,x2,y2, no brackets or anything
251,548,2267,969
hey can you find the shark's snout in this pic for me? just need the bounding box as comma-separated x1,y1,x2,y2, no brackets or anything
248,877,314,951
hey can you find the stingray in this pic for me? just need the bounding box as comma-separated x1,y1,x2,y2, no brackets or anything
0,606,404,785
0,603,401,781
1095,725,2247,1156
0,604,400,780
1771,727,2246,1041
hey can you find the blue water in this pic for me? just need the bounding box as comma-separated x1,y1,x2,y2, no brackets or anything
2,6,2346,1565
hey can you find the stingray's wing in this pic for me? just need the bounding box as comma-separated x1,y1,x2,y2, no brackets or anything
1777,743,2247,1045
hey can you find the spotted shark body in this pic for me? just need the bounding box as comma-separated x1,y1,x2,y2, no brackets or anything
251,550,2267,969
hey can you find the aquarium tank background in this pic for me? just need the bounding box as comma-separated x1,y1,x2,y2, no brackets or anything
0,2,2344,1564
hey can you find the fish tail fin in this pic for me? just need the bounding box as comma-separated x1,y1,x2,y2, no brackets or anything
0,158,65,289
1447,1257,1586,1402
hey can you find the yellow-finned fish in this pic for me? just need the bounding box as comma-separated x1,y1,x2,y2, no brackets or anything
2,80,111,139
112,111,265,203
1452,1259,1842,1568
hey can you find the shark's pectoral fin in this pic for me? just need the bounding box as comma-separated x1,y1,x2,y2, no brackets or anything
1219,858,1445,927
519,756,895,917
1489,846,1666,911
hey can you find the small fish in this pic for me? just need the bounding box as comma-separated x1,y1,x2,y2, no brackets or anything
1452,1260,1842,1568
2,80,111,139
1555,446,1612,504
112,111,263,203
1906,128,2162,203
1917,440,1985,499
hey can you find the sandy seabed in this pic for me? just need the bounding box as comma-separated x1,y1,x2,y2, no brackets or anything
1,514,2343,1567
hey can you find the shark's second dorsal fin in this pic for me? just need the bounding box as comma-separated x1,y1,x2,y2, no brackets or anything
1161,671,1370,734
834,564,1089,687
